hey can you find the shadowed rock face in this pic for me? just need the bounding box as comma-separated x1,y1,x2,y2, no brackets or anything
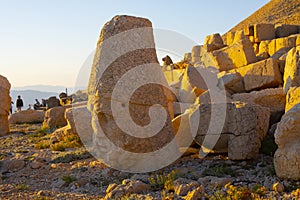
0,75,11,136
87,15,175,171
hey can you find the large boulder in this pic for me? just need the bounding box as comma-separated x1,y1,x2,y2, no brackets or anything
203,33,225,52
232,88,286,125
9,110,45,124
217,71,245,94
231,58,282,91
275,24,300,38
253,24,275,42
173,102,270,160
43,106,67,129
87,15,175,172
211,38,257,71
274,103,300,180
179,66,207,103
285,86,300,112
283,46,300,94
0,75,11,136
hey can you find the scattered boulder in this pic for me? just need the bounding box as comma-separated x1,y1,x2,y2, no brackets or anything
253,24,275,42
46,96,60,109
285,86,300,112
217,71,245,94
203,33,225,52
173,102,270,160
274,103,300,180
211,38,257,71
43,106,67,129
275,24,300,38
179,66,207,103
232,88,286,125
0,75,11,136
9,110,45,124
283,46,300,94
231,58,282,92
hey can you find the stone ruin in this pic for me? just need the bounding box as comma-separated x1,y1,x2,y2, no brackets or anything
46,17,300,178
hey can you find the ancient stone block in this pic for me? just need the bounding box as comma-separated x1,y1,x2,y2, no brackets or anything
274,103,300,180
0,75,11,136
275,24,300,38
203,33,225,52
211,38,257,71
254,24,275,42
87,15,175,172
231,58,282,91
285,87,300,112
232,88,285,125
283,46,300,93
179,66,207,103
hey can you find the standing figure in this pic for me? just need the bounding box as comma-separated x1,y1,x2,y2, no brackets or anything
16,95,24,112
10,101,14,114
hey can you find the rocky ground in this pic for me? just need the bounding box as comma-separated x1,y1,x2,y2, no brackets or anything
0,123,300,200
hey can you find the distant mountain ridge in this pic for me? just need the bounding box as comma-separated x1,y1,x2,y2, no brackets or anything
12,85,68,94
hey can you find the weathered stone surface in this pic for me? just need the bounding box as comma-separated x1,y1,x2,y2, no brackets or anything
233,30,246,43
173,102,270,160
278,52,288,74
226,31,235,46
232,88,285,125
0,75,11,136
275,24,300,38
231,58,282,91
211,38,257,71
275,35,297,52
274,103,300,180
217,71,245,94
285,87,300,112
43,106,67,129
87,15,174,171
244,25,254,36
258,40,271,55
283,46,300,94
179,66,207,103
203,33,225,52
46,96,60,109
9,110,45,124
254,24,275,42
198,89,232,105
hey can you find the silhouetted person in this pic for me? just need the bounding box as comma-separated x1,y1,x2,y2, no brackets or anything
34,99,41,110
41,99,47,107
10,101,14,114
16,95,24,112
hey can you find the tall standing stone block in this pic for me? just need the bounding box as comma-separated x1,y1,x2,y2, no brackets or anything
87,15,175,171
0,75,11,136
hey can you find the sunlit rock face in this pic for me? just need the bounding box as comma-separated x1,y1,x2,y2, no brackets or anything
0,75,11,136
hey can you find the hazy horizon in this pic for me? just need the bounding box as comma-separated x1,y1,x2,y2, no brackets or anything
0,1,269,88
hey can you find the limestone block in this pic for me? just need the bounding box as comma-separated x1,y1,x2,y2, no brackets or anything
274,103,300,180
254,24,275,42
283,46,300,93
232,58,282,91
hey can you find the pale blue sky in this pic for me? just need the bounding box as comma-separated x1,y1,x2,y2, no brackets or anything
0,0,269,88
